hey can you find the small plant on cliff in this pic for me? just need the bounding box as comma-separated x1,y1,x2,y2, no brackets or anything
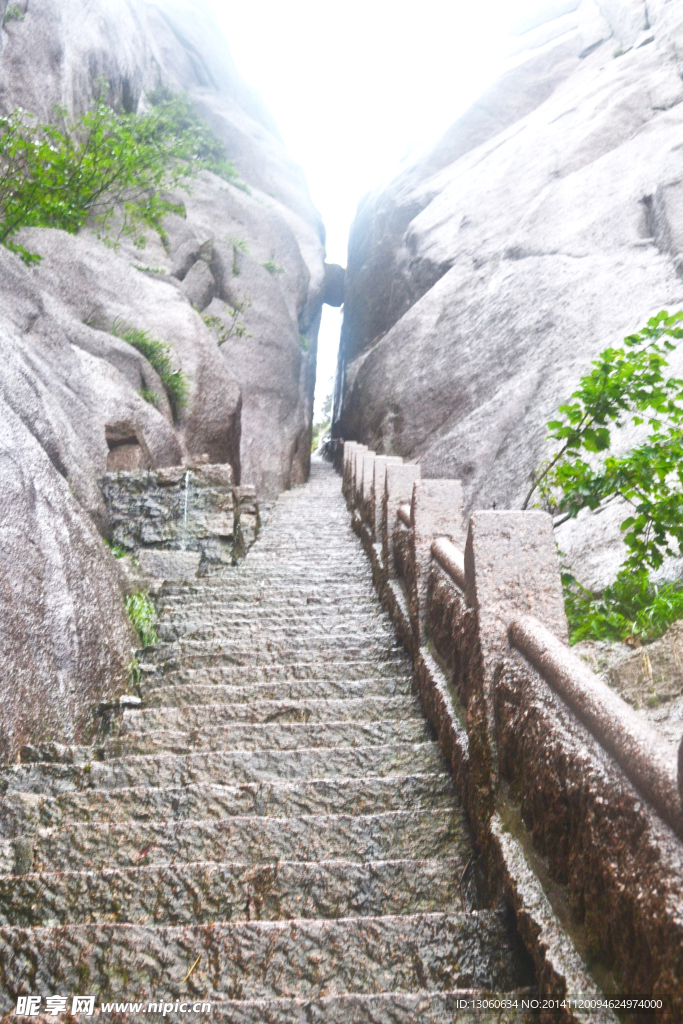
111,319,189,420
2,5,24,24
262,259,284,275
202,299,252,346
125,592,158,649
526,310,683,643
0,87,245,264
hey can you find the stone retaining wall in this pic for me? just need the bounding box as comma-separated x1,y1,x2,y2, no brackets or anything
100,463,259,578
334,439,683,1022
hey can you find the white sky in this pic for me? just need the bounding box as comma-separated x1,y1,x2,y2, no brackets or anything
209,0,561,418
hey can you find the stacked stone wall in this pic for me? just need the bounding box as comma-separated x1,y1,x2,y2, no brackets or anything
100,463,259,578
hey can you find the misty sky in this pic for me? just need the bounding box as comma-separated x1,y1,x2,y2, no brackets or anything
209,0,563,418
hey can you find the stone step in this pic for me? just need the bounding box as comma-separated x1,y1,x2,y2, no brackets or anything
123,696,422,728
1,743,448,796
0,774,456,835
106,720,434,757
0,856,469,927
155,594,382,608
155,597,382,613
155,577,376,593
155,610,389,626
156,625,396,643
5,807,466,873
143,660,412,686
141,640,405,664
141,678,416,708
0,911,533,1007
155,614,389,632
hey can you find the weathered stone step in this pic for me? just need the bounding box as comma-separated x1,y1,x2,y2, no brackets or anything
6,807,466,873
156,624,396,643
0,774,456,836
156,610,389,626
143,660,412,687
142,639,405,665
141,678,415,708
123,696,422,729
0,911,533,1007
107,720,433,757
156,593,381,607
155,616,394,635
0,856,468,927
155,597,382,614
156,576,375,593
1,743,447,796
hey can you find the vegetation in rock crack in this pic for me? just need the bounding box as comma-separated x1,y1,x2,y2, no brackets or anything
299,333,311,353
139,387,161,407
133,263,167,275
227,236,249,276
262,258,284,275
0,86,245,264
202,299,252,346
104,539,129,559
2,4,23,24
526,310,683,642
311,392,332,452
125,592,158,649
111,318,189,420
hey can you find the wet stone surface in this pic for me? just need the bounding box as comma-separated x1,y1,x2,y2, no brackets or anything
0,461,535,1015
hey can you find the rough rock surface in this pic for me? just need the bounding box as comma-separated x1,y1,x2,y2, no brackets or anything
335,0,683,588
575,622,683,743
0,0,327,754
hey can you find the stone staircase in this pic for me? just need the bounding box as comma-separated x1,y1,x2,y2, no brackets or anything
0,461,534,1021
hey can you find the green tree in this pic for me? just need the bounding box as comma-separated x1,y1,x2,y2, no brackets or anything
0,88,243,264
526,310,683,642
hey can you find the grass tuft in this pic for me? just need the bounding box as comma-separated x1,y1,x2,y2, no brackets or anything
125,592,158,649
111,318,189,420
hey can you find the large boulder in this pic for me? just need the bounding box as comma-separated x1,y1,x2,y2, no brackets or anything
335,0,683,588
0,247,140,760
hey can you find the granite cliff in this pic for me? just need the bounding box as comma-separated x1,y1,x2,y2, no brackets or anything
335,0,683,590
0,0,328,757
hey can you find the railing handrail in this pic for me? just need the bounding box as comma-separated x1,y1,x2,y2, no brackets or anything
509,614,683,838
397,503,411,528
431,537,466,591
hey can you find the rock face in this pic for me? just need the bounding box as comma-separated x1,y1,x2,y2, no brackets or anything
335,0,683,588
0,0,326,755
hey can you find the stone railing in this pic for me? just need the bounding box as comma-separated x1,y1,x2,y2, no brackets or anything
335,439,683,1019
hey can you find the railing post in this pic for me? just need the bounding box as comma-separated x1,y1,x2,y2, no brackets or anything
372,455,402,546
342,442,358,502
361,452,376,531
409,479,466,642
352,446,370,508
464,510,568,818
383,462,421,579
